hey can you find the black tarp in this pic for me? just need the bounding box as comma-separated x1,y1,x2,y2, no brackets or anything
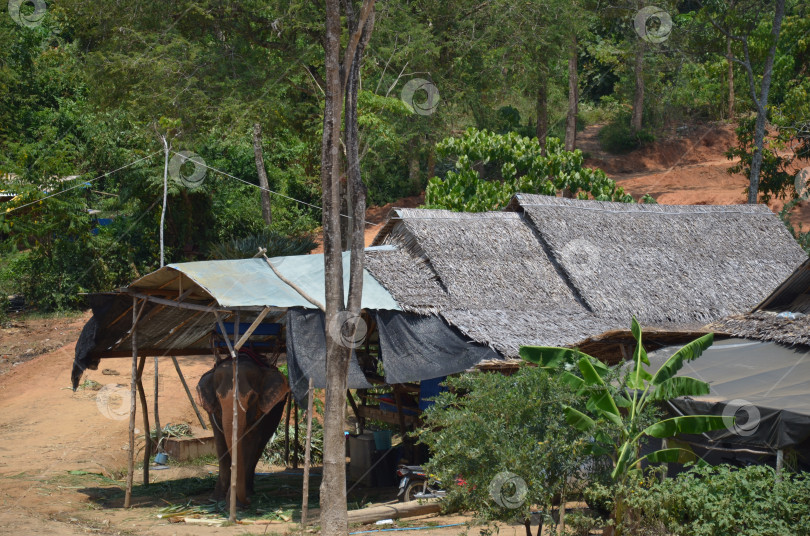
285,308,373,404
373,310,500,384
285,308,501,404
649,338,810,450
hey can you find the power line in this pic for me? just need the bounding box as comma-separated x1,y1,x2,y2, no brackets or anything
170,150,384,228
3,151,162,215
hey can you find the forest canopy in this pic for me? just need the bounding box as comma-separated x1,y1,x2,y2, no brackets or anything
0,0,808,311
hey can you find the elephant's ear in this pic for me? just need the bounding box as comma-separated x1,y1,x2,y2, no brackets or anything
259,369,290,414
196,370,218,414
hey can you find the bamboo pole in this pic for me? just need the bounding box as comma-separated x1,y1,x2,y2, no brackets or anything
293,400,299,469
136,354,150,485
124,296,138,508
229,313,240,522
171,356,208,430
153,356,162,455
301,378,315,529
284,394,292,466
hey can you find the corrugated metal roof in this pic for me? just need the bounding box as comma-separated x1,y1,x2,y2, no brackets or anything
129,252,401,310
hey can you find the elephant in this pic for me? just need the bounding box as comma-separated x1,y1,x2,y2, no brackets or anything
196,352,289,506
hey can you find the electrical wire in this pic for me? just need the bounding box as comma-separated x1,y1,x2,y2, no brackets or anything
3,151,161,215
170,150,385,228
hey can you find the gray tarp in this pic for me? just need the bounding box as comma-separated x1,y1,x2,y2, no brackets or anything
649,338,810,450
286,308,372,403
373,310,499,384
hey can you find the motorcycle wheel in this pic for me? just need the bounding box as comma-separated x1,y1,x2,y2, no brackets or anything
400,480,428,502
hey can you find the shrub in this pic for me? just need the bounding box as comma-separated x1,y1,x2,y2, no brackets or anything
417,367,595,530
598,116,655,154
623,464,810,536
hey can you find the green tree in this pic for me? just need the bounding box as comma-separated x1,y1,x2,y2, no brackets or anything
424,128,635,212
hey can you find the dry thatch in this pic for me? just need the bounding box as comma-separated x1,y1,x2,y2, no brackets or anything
509,194,806,325
710,311,810,347
366,195,807,359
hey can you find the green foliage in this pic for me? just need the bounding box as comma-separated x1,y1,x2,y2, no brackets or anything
207,230,316,260
417,367,595,526
598,116,656,154
521,319,723,485
521,319,727,534
622,464,810,535
425,128,636,212
262,416,324,467
726,118,795,203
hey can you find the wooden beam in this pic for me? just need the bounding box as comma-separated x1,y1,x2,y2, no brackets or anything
125,291,227,313
345,500,441,525
300,377,315,528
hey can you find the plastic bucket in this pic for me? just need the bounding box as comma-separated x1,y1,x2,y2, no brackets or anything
373,430,392,451
154,452,168,465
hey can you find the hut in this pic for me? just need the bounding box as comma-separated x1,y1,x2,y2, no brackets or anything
365,194,807,362
71,194,808,508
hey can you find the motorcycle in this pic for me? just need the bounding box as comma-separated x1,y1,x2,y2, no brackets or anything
396,465,447,502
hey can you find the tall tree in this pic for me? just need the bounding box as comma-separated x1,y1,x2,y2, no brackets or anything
320,1,375,535
704,0,787,203
565,35,579,150
253,123,272,226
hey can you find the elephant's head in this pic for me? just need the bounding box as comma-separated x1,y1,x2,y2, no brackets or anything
197,354,289,505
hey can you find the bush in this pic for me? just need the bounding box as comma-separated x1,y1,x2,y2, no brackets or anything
207,229,317,260
623,464,810,535
598,117,655,154
417,367,595,528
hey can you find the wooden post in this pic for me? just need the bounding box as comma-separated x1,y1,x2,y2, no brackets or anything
284,394,292,466
776,449,784,478
171,356,208,430
301,378,315,529
124,296,138,508
136,354,150,485
229,313,240,522
154,356,162,453
293,400,299,469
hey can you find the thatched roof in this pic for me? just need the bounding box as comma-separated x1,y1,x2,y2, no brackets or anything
366,195,807,359
710,259,810,347
507,194,806,325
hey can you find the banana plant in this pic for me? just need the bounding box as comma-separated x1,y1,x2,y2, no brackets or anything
520,318,729,485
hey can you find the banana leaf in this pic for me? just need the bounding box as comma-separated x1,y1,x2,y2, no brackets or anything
634,447,709,466
563,405,596,432
650,333,714,386
643,415,728,438
648,376,711,401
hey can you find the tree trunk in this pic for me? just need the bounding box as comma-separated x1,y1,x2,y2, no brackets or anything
746,0,785,204
536,66,548,151
319,0,347,532
565,35,578,151
726,37,734,121
320,2,375,535
408,137,420,194
252,123,272,226
631,44,644,132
